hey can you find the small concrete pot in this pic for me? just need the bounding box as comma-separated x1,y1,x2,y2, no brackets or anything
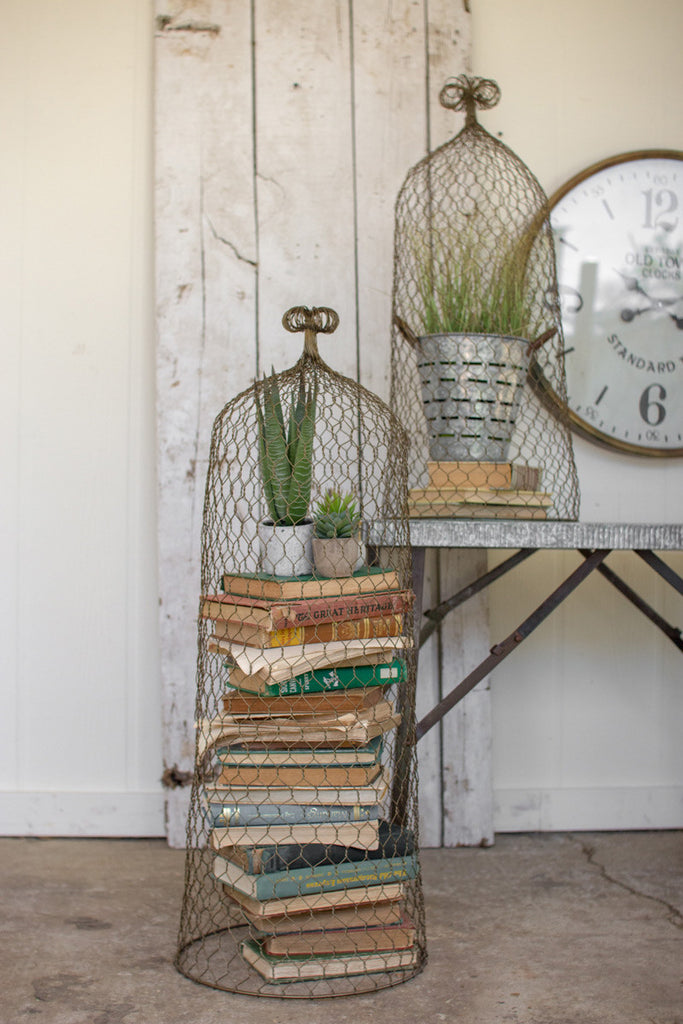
312,536,364,578
258,519,314,577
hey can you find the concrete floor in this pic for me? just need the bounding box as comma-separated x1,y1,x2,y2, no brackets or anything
1,832,681,1024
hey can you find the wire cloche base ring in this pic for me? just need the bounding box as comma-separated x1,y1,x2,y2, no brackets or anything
175,307,425,997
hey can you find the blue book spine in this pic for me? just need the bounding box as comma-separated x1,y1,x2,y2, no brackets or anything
216,853,419,900
209,802,380,828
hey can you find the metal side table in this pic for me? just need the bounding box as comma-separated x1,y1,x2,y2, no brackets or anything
370,520,683,837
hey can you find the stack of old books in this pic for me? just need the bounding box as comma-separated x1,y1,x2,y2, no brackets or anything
197,565,418,983
408,460,552,519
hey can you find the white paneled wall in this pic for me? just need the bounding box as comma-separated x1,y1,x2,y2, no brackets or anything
155,0,475,847
1,1,163,835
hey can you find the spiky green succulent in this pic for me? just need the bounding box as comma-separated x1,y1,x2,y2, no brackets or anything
255,369,317,526
313,489,361,539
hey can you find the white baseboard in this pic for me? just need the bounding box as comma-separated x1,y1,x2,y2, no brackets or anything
3,786,680,840
0,790,166,837
494,785,683,832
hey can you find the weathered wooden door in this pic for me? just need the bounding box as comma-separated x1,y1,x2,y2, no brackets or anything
154,0,492,847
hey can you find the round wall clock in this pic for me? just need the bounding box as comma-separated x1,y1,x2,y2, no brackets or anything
542,150,683,456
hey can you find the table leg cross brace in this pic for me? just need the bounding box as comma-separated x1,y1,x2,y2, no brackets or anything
415,548,611,741
579,549,683,652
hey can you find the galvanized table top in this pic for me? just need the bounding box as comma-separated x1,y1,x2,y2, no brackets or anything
368,520,683,551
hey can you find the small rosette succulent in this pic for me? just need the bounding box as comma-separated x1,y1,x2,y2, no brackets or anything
313,489,361,539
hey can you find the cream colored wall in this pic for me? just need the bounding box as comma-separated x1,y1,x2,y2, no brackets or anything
471,0,683,829
0,1,163,834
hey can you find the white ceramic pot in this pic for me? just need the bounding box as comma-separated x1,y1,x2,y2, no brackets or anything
312,536,365,578
258,520,314,577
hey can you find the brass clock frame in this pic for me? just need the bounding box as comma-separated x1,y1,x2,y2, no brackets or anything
535,148,683,458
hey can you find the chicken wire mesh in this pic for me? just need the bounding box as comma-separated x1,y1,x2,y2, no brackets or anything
175,306,425,996
391,75,580,521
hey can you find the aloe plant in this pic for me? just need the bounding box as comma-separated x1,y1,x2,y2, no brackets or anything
313,488,361,539
255,369,317,526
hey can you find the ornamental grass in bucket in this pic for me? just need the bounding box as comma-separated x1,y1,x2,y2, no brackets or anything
400,222,554,462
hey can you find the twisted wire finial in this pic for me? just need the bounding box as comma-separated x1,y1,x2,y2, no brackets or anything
439,75,500,127
283,306,339,357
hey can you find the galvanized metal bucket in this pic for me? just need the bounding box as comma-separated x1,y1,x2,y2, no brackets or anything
416,332,531,461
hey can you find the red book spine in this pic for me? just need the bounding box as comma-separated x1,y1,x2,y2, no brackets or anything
273,592,413,630
201,590,413,629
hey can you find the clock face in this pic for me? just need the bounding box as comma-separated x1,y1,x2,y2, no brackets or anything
548,151,683,456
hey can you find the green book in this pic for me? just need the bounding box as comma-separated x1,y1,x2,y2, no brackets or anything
213,821,416,891
221,565,401,601
240,937,418,981
215,734,383,769
229,658,407,697
212,851,418,901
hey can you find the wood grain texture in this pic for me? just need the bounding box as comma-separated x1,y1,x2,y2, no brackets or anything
254,0,357,377
156,0,258,845
155,0,472,846
438,550,494,847
415,549,443,846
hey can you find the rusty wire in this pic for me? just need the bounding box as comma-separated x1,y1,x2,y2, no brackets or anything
391,76,579,521
175,308,424,996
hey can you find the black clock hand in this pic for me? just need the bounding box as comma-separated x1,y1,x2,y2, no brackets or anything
615,269,681,308
616,269,650,299
621,303,683,323
620,307,652,322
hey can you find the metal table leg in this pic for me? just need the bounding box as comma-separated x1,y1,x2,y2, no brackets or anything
416,549,611,741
